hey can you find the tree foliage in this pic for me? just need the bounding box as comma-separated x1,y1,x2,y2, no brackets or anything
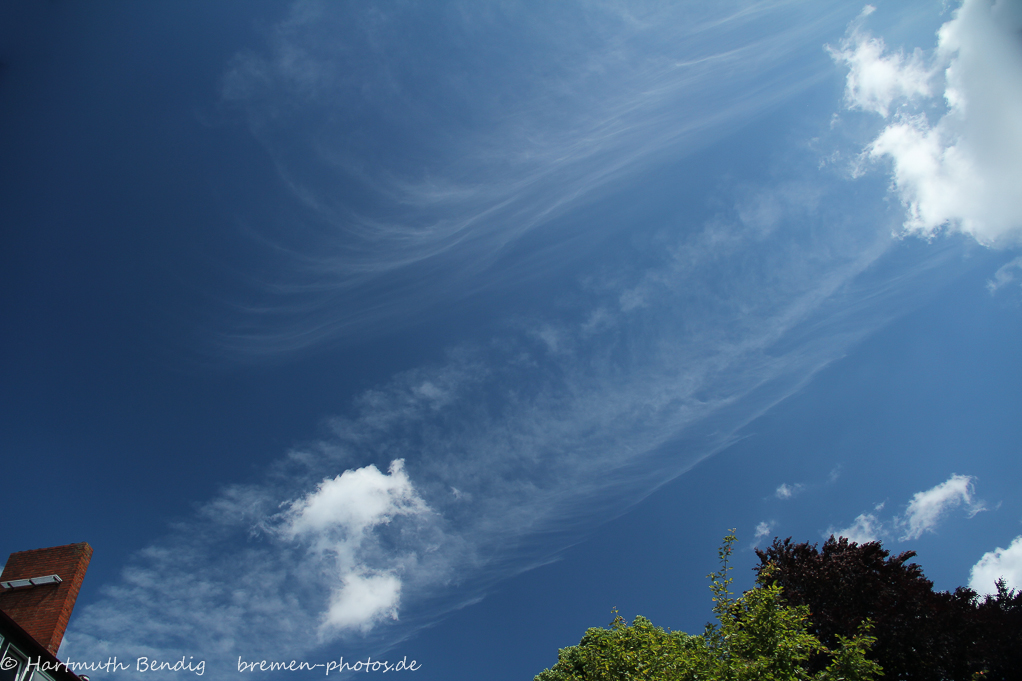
535,531,881,681
532,614,706,681
755,536,1022,681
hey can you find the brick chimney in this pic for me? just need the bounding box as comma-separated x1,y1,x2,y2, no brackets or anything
0,543,92,655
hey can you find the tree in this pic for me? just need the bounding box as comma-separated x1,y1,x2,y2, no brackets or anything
535,531,881,681
533,614,706,681
755,535,1022,681
969,578,1022,679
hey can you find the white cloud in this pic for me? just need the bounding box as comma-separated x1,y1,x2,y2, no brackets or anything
830,513,883,544
987,256,1022,294
754,521,773,540
830,474,985,544
828,10,933,117
897,473,984,541
775,482,804,500
215,0,864,355
63,460,442,664
969,535,1022,595
278,460,430,635
321,572,402,632
282,460,428,544
836,0,1022,245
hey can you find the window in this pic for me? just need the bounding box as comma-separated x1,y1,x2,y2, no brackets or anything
0,643,27,681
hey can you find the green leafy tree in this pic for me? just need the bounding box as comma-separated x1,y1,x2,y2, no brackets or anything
533,614,706,681
535,530,881,681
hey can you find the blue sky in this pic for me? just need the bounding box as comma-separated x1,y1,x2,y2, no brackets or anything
2,1,1021,679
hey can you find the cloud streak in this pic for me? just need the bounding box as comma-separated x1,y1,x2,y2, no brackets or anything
215,0,857,356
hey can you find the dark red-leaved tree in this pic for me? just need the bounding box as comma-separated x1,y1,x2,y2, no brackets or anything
755,536,1022,681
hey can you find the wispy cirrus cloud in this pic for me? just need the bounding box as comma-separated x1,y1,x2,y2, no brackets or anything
986,256,1022,294
214,0,858,356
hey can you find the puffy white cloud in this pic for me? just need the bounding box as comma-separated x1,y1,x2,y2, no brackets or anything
64,459,442,664
282,459,429,544
322,573,402,632
969,535,1022,595
831,513,883,544
279,460,430,634
828,7,933,117
836,0,1022,245
897,473,984,541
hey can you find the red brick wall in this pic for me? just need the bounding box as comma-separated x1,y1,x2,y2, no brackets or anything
0,543,92,655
